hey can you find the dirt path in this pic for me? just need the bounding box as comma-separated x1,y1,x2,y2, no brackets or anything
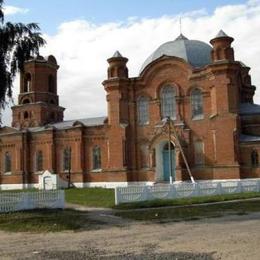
0,211,260,259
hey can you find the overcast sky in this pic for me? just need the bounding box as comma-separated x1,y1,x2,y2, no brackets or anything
2,0,260,125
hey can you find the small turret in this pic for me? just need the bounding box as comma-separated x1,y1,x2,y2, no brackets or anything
107,51,128,79
11,55,64,128
210,30,234,62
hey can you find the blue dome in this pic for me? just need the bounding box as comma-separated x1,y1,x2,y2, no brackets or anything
140,34,212,74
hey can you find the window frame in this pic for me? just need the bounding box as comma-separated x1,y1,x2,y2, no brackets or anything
191,88,204,120
35,150,44,172
92,146,102,171
137,96,150,126
160,85,177,120
194,140,204,166
251,150,259,167
23,73,31,93
4,151,12,174
63,147,71,172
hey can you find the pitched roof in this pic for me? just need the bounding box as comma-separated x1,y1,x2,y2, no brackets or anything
28,116,107,132
215,30,229,38
112,50,123,58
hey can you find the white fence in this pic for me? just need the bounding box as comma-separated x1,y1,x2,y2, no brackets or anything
115,179,260,205
0,190,65,213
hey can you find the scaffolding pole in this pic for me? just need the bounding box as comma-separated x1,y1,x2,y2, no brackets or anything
167,117,195,183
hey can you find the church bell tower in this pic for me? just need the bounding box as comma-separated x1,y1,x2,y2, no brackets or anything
11,55,65,128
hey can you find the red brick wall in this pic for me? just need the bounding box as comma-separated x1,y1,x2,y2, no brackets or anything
1,43,260,186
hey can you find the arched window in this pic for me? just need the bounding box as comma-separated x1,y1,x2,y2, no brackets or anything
36,150,43,171
24,111,29,119
24,73,31,92
160,85,176,119
110,67,116,78
93,146,101,170
215,48,221,60
191,88,203,119
137,96,149,125
22,99,30,104
48,75,55,93
251,150,259,167
194,140,204,165
4,152,11,173
63,147,71,171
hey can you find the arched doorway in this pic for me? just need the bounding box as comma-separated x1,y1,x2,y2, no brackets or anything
155,141,176,182
162,143,175,181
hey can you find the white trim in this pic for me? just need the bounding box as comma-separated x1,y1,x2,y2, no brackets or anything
91,169,102,173
0,183,38,191
1,178,260,190
3,172,12,176
195,178,260,183
34,171,44,175
73,181,155,189
192,116,204,121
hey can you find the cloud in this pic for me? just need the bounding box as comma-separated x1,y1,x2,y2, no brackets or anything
3,5,29,16
2,0,260,125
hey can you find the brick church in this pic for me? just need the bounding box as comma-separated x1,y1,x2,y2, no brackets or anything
1,30,260,189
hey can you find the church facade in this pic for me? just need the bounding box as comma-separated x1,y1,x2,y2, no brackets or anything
1,30,260,189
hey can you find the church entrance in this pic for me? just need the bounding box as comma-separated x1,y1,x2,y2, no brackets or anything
162,143,175,181
154,141,176,182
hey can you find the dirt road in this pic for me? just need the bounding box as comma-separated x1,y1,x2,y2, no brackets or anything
0,212,260,259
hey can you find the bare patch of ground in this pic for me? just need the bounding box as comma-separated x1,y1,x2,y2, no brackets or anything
0,212,260,259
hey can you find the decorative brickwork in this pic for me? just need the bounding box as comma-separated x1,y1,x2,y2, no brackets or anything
1,31,260,188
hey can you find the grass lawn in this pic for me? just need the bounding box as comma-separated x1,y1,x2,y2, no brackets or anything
115,200,260,222
115,192,260,209
65,187,115,208
0,209,102,232
1,190,260,233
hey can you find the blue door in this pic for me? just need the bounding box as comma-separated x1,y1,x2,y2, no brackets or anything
163,145,175,181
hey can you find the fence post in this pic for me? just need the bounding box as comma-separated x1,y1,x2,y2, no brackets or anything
170,184,176,199
143,185,150,201
114,187,119,205
237,181,242,193
59,190,65,208
217,182,222,195
195,183,200,197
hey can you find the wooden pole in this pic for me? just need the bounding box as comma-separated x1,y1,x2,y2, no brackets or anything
67,147,72,189
169,120,195,183
167,117,173,184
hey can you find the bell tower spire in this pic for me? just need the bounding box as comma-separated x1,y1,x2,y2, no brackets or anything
179,17,182,35
11,55,65,128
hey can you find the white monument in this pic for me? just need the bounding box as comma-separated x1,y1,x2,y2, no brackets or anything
38,170,58,190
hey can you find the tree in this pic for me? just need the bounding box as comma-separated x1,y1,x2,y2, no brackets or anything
0,0,45,121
